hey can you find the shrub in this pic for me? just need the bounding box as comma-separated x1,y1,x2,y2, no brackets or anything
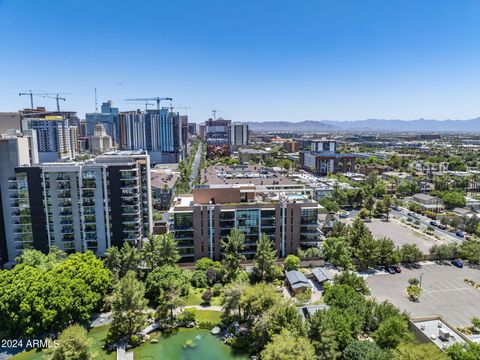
201,288,213,304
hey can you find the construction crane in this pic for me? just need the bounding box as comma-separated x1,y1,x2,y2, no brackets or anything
19,90,69,110
167,103,190,112
125,97,173,112
42,93,70,111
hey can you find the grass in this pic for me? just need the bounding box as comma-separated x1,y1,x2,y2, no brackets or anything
186,287,222,306
192,309,222,324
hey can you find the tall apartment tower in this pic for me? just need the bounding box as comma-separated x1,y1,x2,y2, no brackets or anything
91,124,113,154
23,116,77,162
0,152,152,265
0,134,38,265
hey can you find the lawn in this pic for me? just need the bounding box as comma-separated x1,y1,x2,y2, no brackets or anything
186,287,222,306
192,309,222,324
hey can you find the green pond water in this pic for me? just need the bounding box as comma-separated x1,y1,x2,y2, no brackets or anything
136,328,248,360
10,327,248,360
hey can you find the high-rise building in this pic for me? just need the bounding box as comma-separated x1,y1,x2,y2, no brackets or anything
0,134,38,264
0,151,152,265
85,100,119,144
119,108,187,164
23,116,77,162
231,122,249,148
169,184,323,263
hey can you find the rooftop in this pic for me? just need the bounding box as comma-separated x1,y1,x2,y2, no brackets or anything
285,270,311,290
411,317,470,351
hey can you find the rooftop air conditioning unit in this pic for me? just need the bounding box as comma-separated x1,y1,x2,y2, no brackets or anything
439,328,451,341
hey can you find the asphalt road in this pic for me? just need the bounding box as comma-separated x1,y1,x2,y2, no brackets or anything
189,143,203,187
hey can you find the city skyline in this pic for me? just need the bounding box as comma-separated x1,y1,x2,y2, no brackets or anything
2,0,480,122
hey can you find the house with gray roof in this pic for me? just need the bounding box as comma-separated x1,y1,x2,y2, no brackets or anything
285,270,311,293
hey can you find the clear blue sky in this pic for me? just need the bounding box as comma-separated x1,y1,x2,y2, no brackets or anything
1,0,480,123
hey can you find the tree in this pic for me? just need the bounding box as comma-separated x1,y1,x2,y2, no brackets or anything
252,302,304,351
191,258,224,288
334,271,370,295
221,282,246,322
261,330,316,360
377,237,399,266
429,244,456,261
363,300,404,333
156,286,185,323
298,247,322,261
343,341,388,360
253,234,277,281
15,246,66,270
240,283,282,322
46,325,91,360
372,315,413,349
399,244,423,264
323,237,353,270
355,233,380,270
393,343,448,360
406,284,421,301
104,242,141,280
442,191,466,210
382,196,392,221
145,265,190,304
107,271,148,343
348,217,371,248
141,233,180,271
446,343,480,360
460,240,480,264
307,310,341,360
0,252,111,338
284,255,300,271
201,288,213,304
222,228,246,281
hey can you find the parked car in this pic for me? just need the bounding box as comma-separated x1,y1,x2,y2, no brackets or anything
386,266,396,274
451,259,463,268
392,205,401,211
438,224,447,230
456,230,465,238
391,265,402,273
339,211,349,219
430,220,438,226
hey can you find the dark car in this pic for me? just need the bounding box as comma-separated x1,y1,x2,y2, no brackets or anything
386,266,396,274
451,259,463,268
456,230,465,238
430,220,438,226
391,265,401,273
438,224,447,230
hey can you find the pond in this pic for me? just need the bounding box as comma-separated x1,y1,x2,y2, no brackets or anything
9,327,248,360
135,328,248,360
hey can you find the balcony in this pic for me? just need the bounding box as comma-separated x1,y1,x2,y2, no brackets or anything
84,224,97,232
82,199,95,207
83,215,96,224
82,179,96,189
58,191,71,199
82,189,95,198
59,201,72,208
59,210,73,216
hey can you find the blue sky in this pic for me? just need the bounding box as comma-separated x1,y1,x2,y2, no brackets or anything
1,0,480,122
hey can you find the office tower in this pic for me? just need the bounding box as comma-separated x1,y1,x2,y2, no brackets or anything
24,116,76,162
311,139,337,152
231,122,249,148
85,100,119,144
0,112,22,135
188,123,197,136
169,184,323,263
198,124,206,139
91,124,113,154
0,134,38,265
0,152,152,265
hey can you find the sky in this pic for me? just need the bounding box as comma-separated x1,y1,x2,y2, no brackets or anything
1,0,480,123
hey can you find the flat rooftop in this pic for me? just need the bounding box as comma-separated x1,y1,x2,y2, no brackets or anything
411,317,468,350
202,165,298,186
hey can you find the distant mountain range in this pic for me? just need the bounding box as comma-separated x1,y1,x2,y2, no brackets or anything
246,118,480,132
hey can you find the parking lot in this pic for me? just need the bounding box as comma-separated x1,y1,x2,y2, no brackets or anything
365,218,444,253
367,262,480,328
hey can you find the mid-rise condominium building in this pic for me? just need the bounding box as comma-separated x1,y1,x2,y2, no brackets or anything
300,139,356,176
169,184,324,263
0,150,152,265
231,122,249,148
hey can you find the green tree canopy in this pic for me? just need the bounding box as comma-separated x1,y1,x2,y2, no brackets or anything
252,234,277,281
261,330,316,360
222,228,246,281
45,325,91,360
